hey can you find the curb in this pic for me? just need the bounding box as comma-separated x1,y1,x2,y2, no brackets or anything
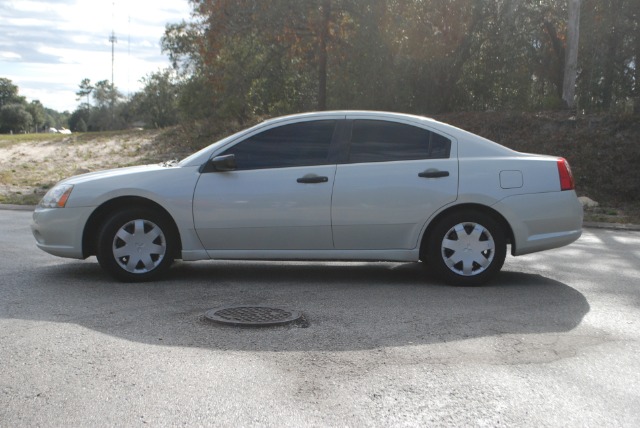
0,204,36,212
582,221,640,232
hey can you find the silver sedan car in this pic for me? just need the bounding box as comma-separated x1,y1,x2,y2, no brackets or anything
31,111,582,285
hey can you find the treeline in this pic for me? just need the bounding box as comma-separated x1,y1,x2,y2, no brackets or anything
66,72,181,132
68,0,640,132
0,78,69,133
5,0,638,134
157,0,639,126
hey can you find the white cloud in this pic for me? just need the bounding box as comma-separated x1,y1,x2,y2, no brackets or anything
0,52,22,60
0,0,191,112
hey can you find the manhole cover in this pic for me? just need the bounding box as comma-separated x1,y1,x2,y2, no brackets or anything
204,306,303,327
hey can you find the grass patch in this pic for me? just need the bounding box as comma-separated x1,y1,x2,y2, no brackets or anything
0,129,161,149
583,202,640,225
0,191,43,206
0,170,14,184
0,133,67,148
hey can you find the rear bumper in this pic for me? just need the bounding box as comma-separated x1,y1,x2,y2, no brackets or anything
31,206,94,259
494,191,583,256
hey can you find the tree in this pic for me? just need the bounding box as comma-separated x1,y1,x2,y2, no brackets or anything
601,0,623,110
26,100,45,132
134,69,179,128
92,80,124,130
316,0,333,110
162,21,217,123
162,21,202,76
92,80,121,109
68,108,91,132
71,79,128,130
44,108,70,130
0,78,24,108
0,104,33,133
578,0,637,111
0,78,68,131
562,0,581,108
159,0,638,119
76,78,94,108
76,118,88,132
180,0,355,118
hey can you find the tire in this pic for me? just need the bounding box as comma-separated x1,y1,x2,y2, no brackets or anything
427,210,506,286
96,208,176,282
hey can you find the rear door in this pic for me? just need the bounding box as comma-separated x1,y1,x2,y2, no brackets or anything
331,118,459,250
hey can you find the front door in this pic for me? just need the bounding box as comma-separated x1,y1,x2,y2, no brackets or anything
193,119,339,251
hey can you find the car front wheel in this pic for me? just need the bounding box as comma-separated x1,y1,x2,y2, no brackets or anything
428,210,506,286
96,208,176,282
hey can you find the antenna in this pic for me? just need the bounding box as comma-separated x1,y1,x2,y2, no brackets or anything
109,30,117,85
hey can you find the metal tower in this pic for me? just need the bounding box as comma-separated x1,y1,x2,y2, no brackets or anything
109,30,117,85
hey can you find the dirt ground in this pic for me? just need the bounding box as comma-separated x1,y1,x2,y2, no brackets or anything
0,130,169,204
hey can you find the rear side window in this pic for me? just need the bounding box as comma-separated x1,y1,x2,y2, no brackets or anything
347,120,451,163
223,120,337,170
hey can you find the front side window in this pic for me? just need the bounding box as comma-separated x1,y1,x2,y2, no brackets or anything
222,120,337,170
347,120,451,163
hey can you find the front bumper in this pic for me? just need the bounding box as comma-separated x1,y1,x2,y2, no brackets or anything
31,206,95,259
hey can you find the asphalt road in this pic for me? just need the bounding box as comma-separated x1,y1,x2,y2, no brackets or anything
1,209,639,427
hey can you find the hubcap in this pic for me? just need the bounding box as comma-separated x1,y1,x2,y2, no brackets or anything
441,222,495,276
112,219,166,274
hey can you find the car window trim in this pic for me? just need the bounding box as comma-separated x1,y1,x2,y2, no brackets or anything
212,118,345,172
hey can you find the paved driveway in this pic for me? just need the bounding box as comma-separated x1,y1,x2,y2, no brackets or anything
1,210,639,426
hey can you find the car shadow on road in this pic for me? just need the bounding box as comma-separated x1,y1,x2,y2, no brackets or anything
12,260,590,353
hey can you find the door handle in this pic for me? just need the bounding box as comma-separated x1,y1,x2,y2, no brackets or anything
297,175,329,184
418,170,450,178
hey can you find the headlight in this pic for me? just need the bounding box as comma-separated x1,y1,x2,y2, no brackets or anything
39,184,74,208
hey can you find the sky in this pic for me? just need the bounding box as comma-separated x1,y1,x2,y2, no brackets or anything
0,0,192,112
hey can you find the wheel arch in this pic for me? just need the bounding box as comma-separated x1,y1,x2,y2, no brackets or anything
82,196,182,258
419,203,515,261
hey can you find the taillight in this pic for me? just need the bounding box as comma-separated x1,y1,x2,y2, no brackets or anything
557,158,575,191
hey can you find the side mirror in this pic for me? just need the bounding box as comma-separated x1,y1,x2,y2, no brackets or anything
200,154,237,173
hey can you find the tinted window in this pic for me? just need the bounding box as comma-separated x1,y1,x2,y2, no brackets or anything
430,132,451,159
348,120,451,163
223,120,336,170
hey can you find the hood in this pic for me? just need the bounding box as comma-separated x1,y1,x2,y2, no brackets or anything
60,164,171,185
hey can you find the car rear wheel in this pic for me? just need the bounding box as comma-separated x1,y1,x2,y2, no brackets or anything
96,208,176,282
428,210,506,286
